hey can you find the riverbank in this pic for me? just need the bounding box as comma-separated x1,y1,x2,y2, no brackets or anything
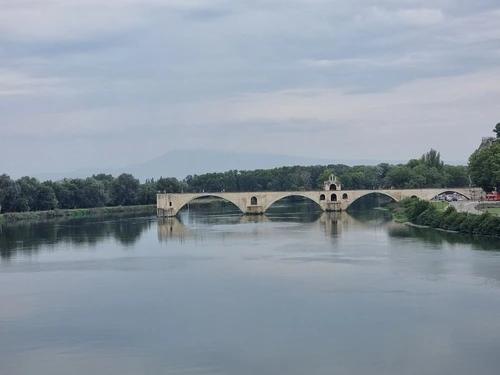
391,198,500,237
0,198,239,225
0,205,157,224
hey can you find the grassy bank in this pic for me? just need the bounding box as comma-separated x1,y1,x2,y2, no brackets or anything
0,197,239,225
393,198,500,237
477,203,500,216
486,207,500,215
0,205,157,224
390,201,449,223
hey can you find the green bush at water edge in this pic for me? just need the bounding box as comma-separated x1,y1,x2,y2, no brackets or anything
394,198,500,237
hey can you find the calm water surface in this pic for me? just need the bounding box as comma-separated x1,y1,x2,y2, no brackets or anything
1,206,500,375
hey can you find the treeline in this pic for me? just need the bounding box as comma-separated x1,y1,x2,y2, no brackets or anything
0,149,469,214
0,174,185,213
396,198,500,237
185,149,468,192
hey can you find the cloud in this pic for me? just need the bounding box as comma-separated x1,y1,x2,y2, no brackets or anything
396,8,444,25
354,6,444,27
162,69,500,126
0,0,224,42
0,0,499,175
299,53,439,69
0,68,67,97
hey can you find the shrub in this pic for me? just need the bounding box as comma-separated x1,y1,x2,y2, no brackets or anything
395,198,500,237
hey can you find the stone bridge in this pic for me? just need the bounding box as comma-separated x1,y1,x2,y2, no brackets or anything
157,188,479,217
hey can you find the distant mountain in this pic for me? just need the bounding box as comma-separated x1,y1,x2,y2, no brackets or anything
34,149,408,182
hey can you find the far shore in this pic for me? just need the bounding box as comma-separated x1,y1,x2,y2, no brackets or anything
0,198,237,224
0,205,157,224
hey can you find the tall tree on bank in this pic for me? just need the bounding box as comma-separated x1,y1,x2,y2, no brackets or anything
468,142,500,192
111,174,140,206
494,123,500,138
420,149,444,170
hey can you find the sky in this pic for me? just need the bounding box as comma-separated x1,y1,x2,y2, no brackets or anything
1,0,499,177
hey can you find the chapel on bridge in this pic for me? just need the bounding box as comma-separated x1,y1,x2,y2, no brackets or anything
323,174,342,191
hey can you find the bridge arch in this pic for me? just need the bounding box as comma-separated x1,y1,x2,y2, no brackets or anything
262,192,322,213
176,194,246,214
345,191,400,211
430,190,471,201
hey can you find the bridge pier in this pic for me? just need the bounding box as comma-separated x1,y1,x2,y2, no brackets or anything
324,202,343,212
157,207,177,217
245,205,264,215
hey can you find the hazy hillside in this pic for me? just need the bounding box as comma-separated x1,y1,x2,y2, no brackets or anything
34,149,408,181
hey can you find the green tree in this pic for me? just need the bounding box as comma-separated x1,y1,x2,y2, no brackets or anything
138,182,157,205
36,183,58,210
80,178,108,208
468,142,500,192
111,174,140,206
419,149,443,170
316,169,335,189
384,166,413,188
156,177,184,193
0,174,14,212
494,123,500,138
53,179,78,209
443,165,469,187
17,176,40,211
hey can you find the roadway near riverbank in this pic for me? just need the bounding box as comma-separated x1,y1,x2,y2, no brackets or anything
450,201,483,214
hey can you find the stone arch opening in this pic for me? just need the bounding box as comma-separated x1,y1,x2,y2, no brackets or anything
320,194,326,201
331,193,338,202
432,190,470,202
251,196,258,206
265,194,323,217
342,193,348,200
177,195,243,215
345,192,397,212
330,184,337,191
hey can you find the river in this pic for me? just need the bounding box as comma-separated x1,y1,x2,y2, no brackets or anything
1,204,500,375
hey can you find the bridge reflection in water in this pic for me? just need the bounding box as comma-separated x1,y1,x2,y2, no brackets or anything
157,211,394,244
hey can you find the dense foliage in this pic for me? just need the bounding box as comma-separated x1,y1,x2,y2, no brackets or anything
468,142,500,192
0,174,186,213
494,123,500,139
0,149,469,214
185,150,468,193
396,198,500,237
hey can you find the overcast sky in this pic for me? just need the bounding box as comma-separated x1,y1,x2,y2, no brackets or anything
1,0,499,177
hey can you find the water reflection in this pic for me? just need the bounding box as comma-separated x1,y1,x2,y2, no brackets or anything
2,208,499,263
2,207,500,375
387,223,500,252
0,215,153,260
158,210,391,243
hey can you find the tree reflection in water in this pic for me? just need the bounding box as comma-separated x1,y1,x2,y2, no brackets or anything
387,224,500,252
0,214,153,260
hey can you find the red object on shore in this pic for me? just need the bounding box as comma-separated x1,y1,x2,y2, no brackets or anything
486,192,500,201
